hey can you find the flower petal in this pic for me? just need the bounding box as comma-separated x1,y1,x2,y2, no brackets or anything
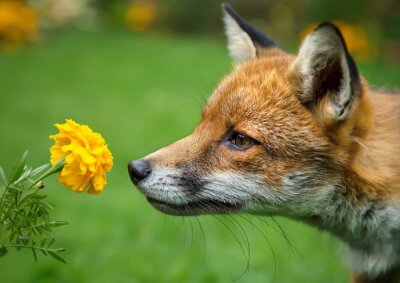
49,119,113,194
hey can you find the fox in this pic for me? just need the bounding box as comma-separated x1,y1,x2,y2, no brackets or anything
128,3,400,283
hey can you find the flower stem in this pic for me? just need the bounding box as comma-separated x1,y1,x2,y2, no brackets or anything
28,158,64,190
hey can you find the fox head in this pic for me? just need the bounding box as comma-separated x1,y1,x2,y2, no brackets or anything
128,4,372,219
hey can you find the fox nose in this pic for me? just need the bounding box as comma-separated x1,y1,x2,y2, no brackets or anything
128,159,151,185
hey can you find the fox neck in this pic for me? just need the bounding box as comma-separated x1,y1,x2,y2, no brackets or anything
314,88,400,242
243,88,400,276
299,90,400,276
303,179,398,244
302,174,400,276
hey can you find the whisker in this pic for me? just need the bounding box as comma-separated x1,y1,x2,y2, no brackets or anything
182,216,187,245
239,214,277,276
184,196,195,251
202,215,213,233
160,214,168,234
189,217,194,251
195,216,207,266
225,215,251,280
270,216,302,258
153,183,302,279
213,215,250,281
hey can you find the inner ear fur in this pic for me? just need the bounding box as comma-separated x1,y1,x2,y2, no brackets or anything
222,3,282,63
294,22,362,124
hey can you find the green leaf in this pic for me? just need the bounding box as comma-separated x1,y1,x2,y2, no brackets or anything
12,167,32,185
48,251,67,264
32,194,47,200
9,151,28,184
47,237,55,248
31,164,51,177
38,201,54,210
27,158,64,191
31,248,37,262
0,151,68,263
41,237,47,248
7,184,26,192
18,235,31,241
51,247,65,252
48,221,68,227
0,166,6,185
0,246,7,256
20,188,39,204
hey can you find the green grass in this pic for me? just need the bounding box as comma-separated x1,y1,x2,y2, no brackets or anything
0,29,399,283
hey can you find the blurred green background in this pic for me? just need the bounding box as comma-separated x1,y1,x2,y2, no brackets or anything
0,0,399,282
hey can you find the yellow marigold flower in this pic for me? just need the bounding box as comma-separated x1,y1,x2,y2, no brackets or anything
49,119,113,194
0,0,39,50
299,20,378,62
125,0,157,32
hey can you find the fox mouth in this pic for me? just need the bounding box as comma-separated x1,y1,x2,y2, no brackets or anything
146,197,242,216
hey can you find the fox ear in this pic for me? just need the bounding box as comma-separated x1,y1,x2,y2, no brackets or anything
295,22,362,122
222,3,279,63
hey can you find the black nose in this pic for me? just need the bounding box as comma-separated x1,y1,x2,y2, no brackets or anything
128,160,151,185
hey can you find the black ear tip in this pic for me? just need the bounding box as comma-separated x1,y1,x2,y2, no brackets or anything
315,21,340,33
221,2,233,12
313,21,347,47
221,2,278,50
314,21,344,39
222,3,237,18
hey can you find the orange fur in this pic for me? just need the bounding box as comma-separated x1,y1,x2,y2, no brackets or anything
149,53,400,199
129,7,400,282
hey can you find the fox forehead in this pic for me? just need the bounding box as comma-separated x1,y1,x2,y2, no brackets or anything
201,56,328,157
205,56,297,116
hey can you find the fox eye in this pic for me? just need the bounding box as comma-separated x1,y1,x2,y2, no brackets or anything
227,132,255,151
